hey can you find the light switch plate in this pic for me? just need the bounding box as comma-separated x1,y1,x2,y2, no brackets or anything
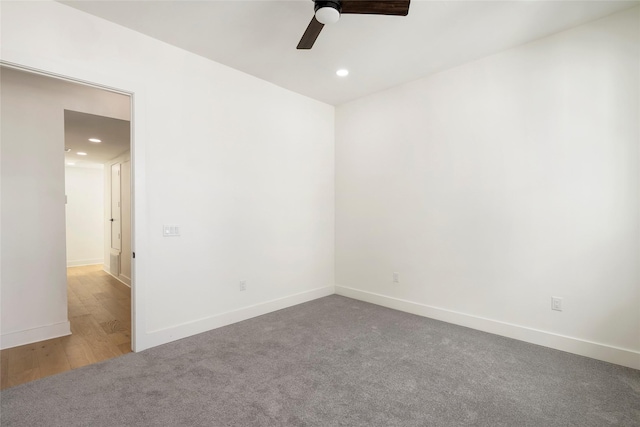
163,225,180,237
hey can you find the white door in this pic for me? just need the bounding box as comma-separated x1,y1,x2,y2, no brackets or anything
120,160,131,281
111,163,121,252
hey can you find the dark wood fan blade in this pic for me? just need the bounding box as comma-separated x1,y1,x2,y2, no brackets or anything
341,0,410,16
297,16,325,49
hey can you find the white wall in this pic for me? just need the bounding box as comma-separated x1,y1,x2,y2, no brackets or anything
0,67,130,349
65,165,105,267
336,8,640,369
1,1,335,351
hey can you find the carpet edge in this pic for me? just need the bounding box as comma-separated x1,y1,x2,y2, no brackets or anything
335,285,640,370
137,285,336,351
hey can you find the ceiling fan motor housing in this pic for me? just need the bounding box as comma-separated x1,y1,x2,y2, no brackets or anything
298,1,410,49
315,1,342,24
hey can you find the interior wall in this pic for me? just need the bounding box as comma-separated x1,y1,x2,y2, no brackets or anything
1,1,335,351
0,67,130,349
65,165,105,267
336,8,640,369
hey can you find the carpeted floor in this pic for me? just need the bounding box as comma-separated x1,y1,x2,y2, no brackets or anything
1,295,639,426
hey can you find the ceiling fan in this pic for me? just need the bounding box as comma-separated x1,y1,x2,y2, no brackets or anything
297,0,411,49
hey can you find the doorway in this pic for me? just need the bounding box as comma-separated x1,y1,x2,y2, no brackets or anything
64,109,132,285
0,66,134,389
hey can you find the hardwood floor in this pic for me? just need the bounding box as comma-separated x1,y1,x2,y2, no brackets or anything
0,265,131,390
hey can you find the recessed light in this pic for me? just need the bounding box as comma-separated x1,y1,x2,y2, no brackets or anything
77,152,87,156
88,138,101,143
67,162,75,166
336,69,349,77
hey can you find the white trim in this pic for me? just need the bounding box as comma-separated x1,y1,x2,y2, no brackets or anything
1,321,71,350
118,274,131,287
140,285,335,350
67,258,103,267
0,60,131,96
103,267,131,288
336,286,640,370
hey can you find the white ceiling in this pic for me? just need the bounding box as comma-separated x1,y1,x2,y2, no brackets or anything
65,110,130,167
61,0,638,105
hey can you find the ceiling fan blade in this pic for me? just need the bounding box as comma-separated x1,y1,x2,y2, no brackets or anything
297,16,325,49
341,0,410,16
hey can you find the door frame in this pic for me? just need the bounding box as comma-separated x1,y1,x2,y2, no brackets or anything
1,58,145,352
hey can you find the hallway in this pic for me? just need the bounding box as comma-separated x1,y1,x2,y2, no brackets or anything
1,265,131,389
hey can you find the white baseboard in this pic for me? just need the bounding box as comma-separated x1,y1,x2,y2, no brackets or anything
336,286,640,370
1,321,71,350
103,267,131,288
118,274,131,287
138,285,335,351
67,258,103,267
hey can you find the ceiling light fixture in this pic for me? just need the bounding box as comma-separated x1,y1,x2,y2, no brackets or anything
77,152,87,156
315,1,341,25
67,162,75,166
336,69,349,77
88,138,101,143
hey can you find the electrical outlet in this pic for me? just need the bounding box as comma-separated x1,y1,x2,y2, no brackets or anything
239,280,246,292
393,272,399,283
551,297,563,311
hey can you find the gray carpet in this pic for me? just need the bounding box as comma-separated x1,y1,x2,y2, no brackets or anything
1,295,639,426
